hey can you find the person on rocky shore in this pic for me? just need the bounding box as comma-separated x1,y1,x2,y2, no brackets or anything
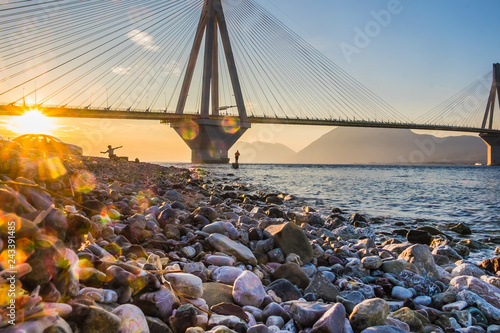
100,145,122,159
235,150,240,163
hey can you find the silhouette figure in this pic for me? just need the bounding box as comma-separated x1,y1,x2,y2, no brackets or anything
101,145,122,159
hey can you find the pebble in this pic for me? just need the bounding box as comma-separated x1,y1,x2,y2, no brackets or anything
83,306,121,333
213,266,244,285
206,255,235,266
232,270,266,307
78,287,118,303
112,304,150,333
362,256,383,270
273,263,310,289
443,301,468,311
3,154,500,333
310,303,346,333
488,325,500,333
208,233,258,265
413,296,432,306
304,271,340,302
289,301,332,327
349,298,390,333
265,222,314,263
391,286,413,300
266,315,285,328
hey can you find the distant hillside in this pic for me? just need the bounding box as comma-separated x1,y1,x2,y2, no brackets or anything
289,127,487,165
232,141,296,164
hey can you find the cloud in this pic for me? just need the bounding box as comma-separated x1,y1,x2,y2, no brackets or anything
111,66,132,75
127,29,159,51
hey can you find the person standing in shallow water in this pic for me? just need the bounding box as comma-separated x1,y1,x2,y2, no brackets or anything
101,145,122,159
235,150,240,163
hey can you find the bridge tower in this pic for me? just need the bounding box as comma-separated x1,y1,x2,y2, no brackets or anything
171,0,250,163
480,63,500,166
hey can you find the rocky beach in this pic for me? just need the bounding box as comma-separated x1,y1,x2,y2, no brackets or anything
1,148,500,333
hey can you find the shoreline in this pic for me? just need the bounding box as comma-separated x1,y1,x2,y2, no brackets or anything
1,155,500,332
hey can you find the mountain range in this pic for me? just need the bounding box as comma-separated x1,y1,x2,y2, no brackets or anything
233,127,487,164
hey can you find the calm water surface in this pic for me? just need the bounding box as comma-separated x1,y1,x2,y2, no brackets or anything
167,163,500,259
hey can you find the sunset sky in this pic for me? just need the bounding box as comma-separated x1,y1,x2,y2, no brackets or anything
1,0,499,162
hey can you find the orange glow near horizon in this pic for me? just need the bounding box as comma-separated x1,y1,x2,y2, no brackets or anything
8,109,56,135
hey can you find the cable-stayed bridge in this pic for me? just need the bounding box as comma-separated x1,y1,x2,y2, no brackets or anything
0,0,499,164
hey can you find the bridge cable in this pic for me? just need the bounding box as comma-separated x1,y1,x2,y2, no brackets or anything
112,3,201,110
246,0,410,123
74,1,200,110
1,0,195,102
0,0,142,60
55,1,199,110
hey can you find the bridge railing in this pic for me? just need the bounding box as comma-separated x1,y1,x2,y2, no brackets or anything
0,102,497,134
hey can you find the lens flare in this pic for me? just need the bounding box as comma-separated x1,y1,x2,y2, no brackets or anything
71,258,93,280
71,170,96,193
9,109,55,135
222,116,241,134
0,282,24,307
178,120,199,140
0,238,33,268
38,156,67,180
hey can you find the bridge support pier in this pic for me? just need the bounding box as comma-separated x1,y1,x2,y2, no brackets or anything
480,134,500,166
172,119,250,163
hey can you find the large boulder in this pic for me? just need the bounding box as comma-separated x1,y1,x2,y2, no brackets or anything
265,222,313,263
457,290,500,323
450,276,500,308
208,233,257,265
398,244,440,279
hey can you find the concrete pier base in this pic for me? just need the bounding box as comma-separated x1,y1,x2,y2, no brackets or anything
172,119,250,164
480,133,500,166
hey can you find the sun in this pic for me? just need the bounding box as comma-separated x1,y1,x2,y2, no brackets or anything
8,109,56,135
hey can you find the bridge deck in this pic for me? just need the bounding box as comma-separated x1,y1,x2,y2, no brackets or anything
1,104,499,135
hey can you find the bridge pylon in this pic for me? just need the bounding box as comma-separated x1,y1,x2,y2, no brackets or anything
480,63,500,166
172,0,250,163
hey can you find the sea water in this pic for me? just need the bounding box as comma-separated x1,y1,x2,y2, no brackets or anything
167,163,500,259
